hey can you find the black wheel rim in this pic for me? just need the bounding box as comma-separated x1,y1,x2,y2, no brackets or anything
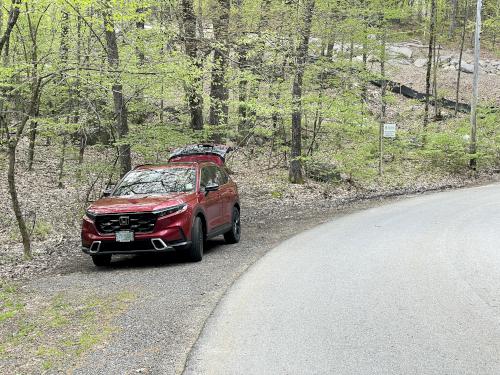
199,223,204,254
233,211,241,239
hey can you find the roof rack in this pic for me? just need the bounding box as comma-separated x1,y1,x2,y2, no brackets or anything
168,144,233,161
133,163,156,170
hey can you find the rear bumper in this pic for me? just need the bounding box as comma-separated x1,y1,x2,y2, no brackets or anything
82,239,191,255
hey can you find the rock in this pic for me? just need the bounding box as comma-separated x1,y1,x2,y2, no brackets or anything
414,58,427,68
450,57,459,66
460,63,474,74
388,46,413,59
439,55,452,64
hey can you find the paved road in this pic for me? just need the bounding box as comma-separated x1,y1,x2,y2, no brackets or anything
185,184,500,375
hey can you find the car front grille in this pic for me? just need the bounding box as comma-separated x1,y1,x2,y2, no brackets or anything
95,213,157,234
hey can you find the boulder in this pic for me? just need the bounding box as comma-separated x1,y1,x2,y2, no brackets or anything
460,63,474,74
439,55,452,64
414,58,427,68
388,46,413,59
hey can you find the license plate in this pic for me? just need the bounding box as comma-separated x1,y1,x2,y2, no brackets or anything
116,231,134,242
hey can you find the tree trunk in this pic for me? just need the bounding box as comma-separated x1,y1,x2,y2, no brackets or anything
57,133,67,188
6,78,42,260
181,0,204,130
424,0,436,128
246,0,272,127
455,0,469,116
432,42,441,119
26,109,39,171
236,0,248,133
379,29,387,177
209,0,230,132
103,7,131,177
289,0,315,184
8,142,31,259
470,0,482,170
0,0,21,55
449,0,458,38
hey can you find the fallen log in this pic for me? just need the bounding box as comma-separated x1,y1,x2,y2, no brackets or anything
371,79,471,113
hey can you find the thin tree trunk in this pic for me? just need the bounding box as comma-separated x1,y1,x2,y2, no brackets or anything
8,143,31,259
470,0,482,170
103,6,131,177
379,28,387,177
424,0,436,128
455,0,469,116
57,133,67,188
7,78,41,260
449,0,458,38
209,0,230,134
289,0,315,184
26,4,42,171
246,0,272,127
433,42,441,119
0,0,20,55
236,0,248,133
181,0,204,130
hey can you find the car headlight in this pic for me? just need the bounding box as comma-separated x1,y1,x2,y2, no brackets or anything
85,209,97,221
153,204,187,217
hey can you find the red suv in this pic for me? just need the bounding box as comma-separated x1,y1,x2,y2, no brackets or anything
81,145,240,266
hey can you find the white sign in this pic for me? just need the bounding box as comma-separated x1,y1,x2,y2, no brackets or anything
383,123,396,138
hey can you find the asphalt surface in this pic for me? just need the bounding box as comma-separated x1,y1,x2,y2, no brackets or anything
184,183,500,375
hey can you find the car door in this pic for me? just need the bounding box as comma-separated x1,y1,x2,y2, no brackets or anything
215,166,232,226
200,166,223,232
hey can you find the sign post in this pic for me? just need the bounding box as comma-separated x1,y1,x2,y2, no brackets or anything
379,123,396,176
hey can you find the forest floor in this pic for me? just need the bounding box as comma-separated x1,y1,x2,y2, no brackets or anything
0,42,499,374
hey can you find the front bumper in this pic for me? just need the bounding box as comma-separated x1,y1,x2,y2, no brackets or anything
82,238,191,255
81,212,193,256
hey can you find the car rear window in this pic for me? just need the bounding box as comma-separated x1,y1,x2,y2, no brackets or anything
113,168,196,196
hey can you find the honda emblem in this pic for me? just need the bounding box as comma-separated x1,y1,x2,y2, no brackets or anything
119,216,130,226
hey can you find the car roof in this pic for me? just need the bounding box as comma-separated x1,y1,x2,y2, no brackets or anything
133,161,218,171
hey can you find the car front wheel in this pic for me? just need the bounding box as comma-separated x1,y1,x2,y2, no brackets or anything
188,216,204,262
224,207,241,244
92,254,111,267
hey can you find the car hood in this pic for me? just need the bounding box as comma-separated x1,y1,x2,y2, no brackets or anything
88,193,193,214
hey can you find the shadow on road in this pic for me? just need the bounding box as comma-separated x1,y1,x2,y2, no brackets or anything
80,238,228,272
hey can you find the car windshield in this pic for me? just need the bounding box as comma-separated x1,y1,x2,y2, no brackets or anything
112,168,196,196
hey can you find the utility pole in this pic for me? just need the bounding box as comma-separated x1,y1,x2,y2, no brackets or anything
470,0,482,170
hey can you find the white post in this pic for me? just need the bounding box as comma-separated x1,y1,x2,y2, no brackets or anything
470,0,482,169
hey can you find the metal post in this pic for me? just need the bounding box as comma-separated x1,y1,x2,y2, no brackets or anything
470,0,482,170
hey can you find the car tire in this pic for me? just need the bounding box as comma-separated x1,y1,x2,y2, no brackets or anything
92,254,112,267
188,216,204,262
224,207,241,244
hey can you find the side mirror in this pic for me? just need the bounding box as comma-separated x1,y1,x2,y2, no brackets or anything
204,182,219,194
102,185,115,197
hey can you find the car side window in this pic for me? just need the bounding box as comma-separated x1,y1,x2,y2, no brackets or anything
216,167,229,186
201,166,217,188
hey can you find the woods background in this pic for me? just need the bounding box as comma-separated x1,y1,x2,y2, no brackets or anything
0,0,499,260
